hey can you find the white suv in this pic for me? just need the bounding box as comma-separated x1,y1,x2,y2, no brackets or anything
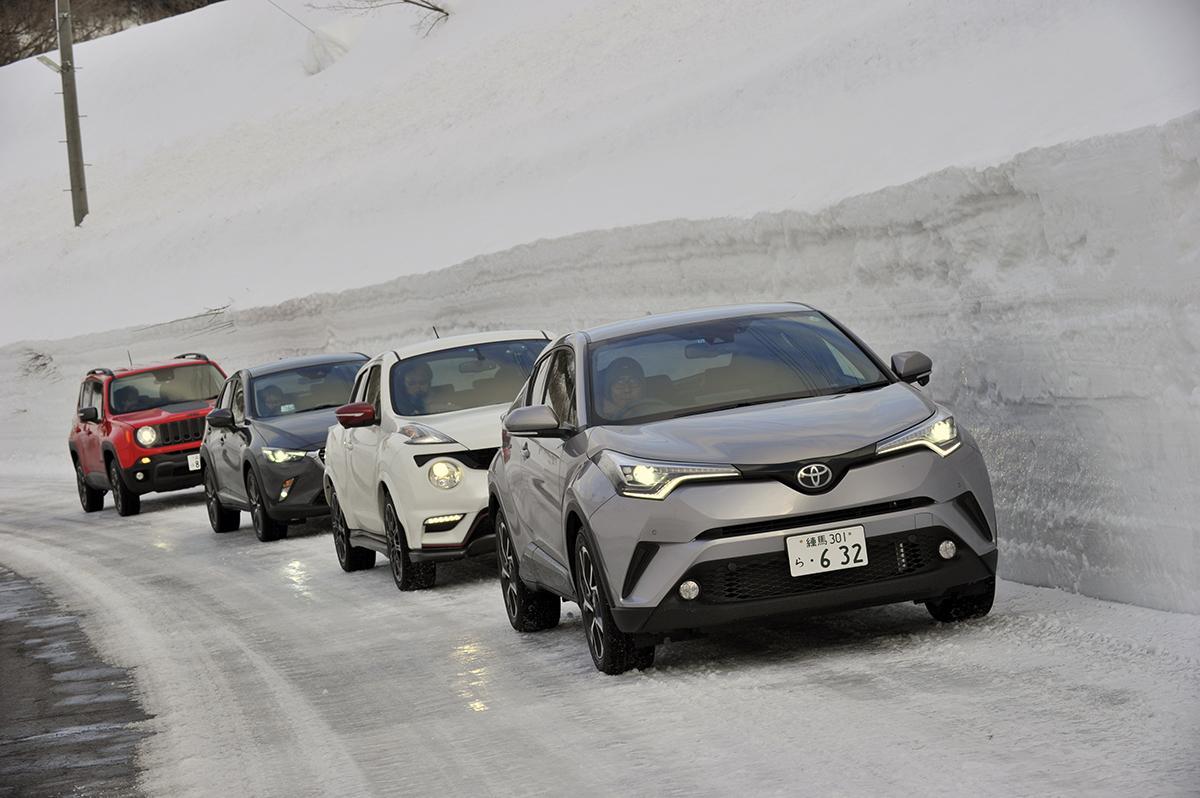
324,331,549,590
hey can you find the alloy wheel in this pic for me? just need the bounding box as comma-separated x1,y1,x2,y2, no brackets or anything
386,504,405,585
75,465,87,504
331,495,349,565
109,461,124,514
497,515,520,620
204,469,220,528
576,542,605,661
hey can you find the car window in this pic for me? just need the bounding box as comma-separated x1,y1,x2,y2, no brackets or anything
587,310,890,425
528,354,551,407
216,378,233,410
249,360,363,419
109,363,224,415
231,377,245,424
542,348,577,427
389,339,546,417
89,381,103,416
363,366,381,415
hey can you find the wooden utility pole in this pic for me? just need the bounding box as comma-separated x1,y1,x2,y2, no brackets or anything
56,0,88,226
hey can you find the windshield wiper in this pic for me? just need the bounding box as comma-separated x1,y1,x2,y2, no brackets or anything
835,381,890,395
670,394,815,419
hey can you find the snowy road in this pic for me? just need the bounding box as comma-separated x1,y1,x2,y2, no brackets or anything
1,477,1196,797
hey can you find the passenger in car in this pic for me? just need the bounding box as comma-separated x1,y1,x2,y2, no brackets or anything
599,357,647,420
111,386,140,414
395,362,434,415
258,385,286,417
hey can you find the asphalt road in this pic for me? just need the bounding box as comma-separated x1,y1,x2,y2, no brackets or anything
0,477,1197,797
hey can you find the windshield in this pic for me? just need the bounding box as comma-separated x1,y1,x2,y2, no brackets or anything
109,364,225,414
390,339,547,416
588,311,890,425
249,360,364,419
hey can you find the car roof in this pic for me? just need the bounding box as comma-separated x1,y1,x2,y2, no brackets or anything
580,302,815,343
89,356,221,381
243,352,368,378
392,330,550,361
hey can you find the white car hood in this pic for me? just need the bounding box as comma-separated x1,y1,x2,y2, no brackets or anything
410,404,508,451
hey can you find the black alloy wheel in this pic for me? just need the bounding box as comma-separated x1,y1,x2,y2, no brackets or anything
573,534,654,675
384,497,435,591
246,469,287,542
76,463,103,512
204,466,240,533
496,508,559,632
107,458,141,517
331,487,375,572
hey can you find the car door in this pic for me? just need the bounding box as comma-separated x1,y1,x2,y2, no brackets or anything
506,353,552,542
217,375,249,502
522,347,578,569
347,364,385,532
326,368,365,520
77,380,104,477
205,377,234,496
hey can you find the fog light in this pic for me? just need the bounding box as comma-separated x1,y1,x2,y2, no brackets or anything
678,580,700,601
279,478,295,501
140,457,151,465
938,540,957,560
134,472,144,481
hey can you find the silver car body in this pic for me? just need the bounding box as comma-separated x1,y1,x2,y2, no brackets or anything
489,303,998,635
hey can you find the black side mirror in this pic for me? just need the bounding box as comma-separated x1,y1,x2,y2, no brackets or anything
504,405,564,437
891,351,932,386
78,407,99,423
207,407,234,429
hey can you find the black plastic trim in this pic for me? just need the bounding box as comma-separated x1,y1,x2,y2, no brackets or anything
413,447,500,470
953,491,993,542
621,542,660,598
697,497,935,540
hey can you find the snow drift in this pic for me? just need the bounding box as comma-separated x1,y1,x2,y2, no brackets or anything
3,112,1197,614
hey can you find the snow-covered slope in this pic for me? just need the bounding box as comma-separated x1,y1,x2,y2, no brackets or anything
3,114,1197,614
2,0,1198,342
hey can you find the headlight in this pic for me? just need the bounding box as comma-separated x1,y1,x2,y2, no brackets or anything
428,460,462,490
263,447,308,464
876,407,961,457
398,423,458,445
594,450,738,500
135,426,159,447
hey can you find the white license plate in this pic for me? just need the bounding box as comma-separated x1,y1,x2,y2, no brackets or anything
187,453,201,471
786,525,868,577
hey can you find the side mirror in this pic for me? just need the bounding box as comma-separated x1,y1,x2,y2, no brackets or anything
336,402,377,428
207,407,234,429
78,407,99,423
891,351,933,386
504,405,562,437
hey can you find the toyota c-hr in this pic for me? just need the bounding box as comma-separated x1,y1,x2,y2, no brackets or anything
324,332,549,589
489,304,998,674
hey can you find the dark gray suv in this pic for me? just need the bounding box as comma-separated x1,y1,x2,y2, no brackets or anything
201,353,367,541
488,304,998,674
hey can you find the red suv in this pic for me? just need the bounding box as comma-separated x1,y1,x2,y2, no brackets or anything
69,353,227,516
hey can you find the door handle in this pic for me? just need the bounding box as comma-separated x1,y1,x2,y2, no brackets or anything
520,442,530,459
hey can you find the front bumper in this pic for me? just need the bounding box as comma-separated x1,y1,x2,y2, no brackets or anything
258,453,329,521
121,448,203,494
587,445,999,635
395,454,494,556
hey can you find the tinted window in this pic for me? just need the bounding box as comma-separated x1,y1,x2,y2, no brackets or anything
543,349,577,427
248,360,363,419
390,339,547,417
109,364,224,415
588,311,889,424
231,378,246,424
364,366,381,415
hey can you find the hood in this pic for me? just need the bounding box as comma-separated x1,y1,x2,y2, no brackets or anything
588,383,934,465
411,404,507,450
112,399,213,425
252,408,340,449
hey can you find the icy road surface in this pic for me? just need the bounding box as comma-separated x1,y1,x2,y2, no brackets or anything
1,478,1197,797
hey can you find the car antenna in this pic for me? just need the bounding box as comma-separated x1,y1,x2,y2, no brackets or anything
432,326,440,339
127,350,133,368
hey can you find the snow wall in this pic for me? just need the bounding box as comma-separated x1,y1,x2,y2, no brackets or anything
3,112,1197,614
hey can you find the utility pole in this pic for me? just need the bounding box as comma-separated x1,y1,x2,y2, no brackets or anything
56,0,88,226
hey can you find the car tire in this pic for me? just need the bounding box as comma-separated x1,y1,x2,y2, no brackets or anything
384,496,435,591
246,469,287,542
107,458,141,517
330,487,375,572
76,463,104,513
925,576,995,622
573,533,654,675
204,466,240,533
496,507,560,632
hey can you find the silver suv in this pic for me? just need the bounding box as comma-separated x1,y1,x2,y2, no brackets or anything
488,303,998,674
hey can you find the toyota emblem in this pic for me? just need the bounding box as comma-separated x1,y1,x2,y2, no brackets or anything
797,463,833,490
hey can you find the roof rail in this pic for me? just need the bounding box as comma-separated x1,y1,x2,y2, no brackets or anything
86,367,114,377
172,352,209,361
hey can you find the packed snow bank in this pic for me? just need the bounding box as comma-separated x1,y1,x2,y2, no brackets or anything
2,0,1198,343
3,113,1197,614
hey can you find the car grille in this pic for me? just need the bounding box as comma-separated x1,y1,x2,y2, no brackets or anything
413,447,499,470
687,529,951,603
155,416,206,446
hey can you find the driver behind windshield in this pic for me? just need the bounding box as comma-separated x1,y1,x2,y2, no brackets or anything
395,362,434,415
600,357,647,420
258,385,286,417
